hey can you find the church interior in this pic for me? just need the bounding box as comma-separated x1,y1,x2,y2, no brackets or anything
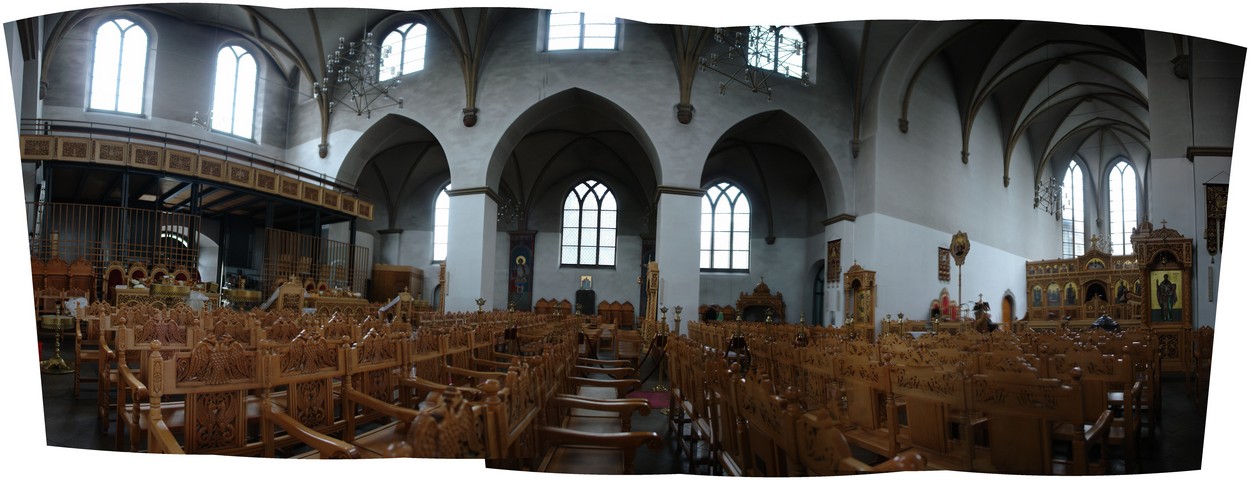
5,1,1244,477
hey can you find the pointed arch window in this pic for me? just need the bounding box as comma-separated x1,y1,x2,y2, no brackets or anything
748,26,804,79
379,22,427,82
433,184,450,262
1061,160,1085,258
89,18,148,114
701,182,751,271
561,180,617,266
1108,161,1139,255
211,45,257,139
547,11,619,51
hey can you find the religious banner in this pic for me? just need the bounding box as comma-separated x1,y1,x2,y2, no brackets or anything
508,232,536,311
826,239,841,282
938,247,951,282
950,231,970,266
1206,184,1228,255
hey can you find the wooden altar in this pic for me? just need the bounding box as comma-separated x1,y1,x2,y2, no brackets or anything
736,278,786,322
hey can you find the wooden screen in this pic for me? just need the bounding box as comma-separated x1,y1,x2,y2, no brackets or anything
29,202,201,297
262,228,369,294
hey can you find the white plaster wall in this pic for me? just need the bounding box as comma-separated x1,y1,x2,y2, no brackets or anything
868,54,1058,262
857,212,1029,332
494,232,645,312
698,236,813,324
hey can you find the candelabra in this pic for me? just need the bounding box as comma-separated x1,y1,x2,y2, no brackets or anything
699,26,809,100
313,31,404,118
1034,176,1062,215
190,110,212,131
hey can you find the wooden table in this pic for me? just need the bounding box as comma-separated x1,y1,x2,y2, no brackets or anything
39,314,76,374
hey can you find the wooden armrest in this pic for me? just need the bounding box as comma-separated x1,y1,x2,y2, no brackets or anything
344,389,419,424
538,426,663,451
577,357,632,368
117,365,148,401
574,365,637,379
553,395,652,416
567,377,640,396
471,357,512,370
1085,409,1114,444
446,365,506,382
401,376,484,402
264,403,361,459
147,414,185,454
839,451,927,473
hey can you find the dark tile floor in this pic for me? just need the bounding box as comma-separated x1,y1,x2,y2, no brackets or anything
29,330,1211,476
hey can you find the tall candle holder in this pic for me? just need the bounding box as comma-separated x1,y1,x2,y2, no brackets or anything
653,307,670,393
674,305,683,336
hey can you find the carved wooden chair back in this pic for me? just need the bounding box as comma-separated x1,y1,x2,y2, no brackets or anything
259,329,348,456
144,334,265,455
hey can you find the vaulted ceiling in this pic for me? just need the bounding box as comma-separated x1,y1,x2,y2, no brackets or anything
30,5,1174,190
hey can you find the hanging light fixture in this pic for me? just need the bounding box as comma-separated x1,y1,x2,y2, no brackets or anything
699,26,809,101
313,29,404,118
1034,176,1062,215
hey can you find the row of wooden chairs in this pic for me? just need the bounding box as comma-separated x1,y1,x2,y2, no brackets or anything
666,334,927,476
84,303,662,473
675,323,1156,475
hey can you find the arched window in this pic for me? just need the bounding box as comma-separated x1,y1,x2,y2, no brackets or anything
1061,160,1085,258
433,184,450,262
211,45,257,138
547,11,618,51
748,26,804,79
561,180,617,266
89,18,148,114
701,182,751,271
1108,161,1139,255
379,22,427,82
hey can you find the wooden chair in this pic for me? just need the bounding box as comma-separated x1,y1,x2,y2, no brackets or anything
31,256,45,292
534,342,660,474
102,261,126,303
141,334,265,455
833,352,900,458
44,257,70,292
1049,350,1141,472
968,369,1112,474
171,265,192,284
1190,325,1214,408
259,329,350,458
113,313,204,451
614,327,644,369
667,335,716,474
888,363,975,471
343,327,433,456
73,300,110,398
127,262,149,285
68,257,94,301
789,406,928,475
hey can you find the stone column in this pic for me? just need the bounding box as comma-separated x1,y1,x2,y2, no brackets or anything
445,190,498,312
654,187,702,335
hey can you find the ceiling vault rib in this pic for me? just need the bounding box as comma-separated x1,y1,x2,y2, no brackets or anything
851,22,871,158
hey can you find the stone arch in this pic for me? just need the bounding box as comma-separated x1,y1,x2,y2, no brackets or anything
485,88,661,192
